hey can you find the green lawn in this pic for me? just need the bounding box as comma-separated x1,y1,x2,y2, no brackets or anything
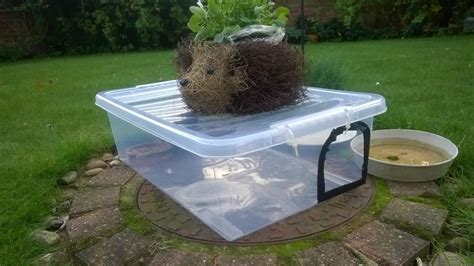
1,35,473,264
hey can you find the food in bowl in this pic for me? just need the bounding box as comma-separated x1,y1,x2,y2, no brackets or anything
351,129,458,182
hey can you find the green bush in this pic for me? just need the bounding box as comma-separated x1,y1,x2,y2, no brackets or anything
335,0,472,38
314,18,346,41
308,0,471,42
285,27,307,44
2,0,195,56
0,43,25,61
78,0,167,52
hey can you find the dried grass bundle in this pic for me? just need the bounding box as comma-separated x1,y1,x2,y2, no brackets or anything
176,40,306,115
175,39,193,74
231,41,306,114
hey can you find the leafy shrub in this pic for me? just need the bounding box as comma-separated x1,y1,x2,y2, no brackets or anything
285,27,307,44
79,0,195,52
0,43,25,61
2,0,195,55
187,0,290,42
335,0,472,38
78,0,166,52
310,0,471,42
314,18,346,41
295,14,318,34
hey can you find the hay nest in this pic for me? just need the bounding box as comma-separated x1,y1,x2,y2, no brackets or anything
176,40,306,115
175,39,193,74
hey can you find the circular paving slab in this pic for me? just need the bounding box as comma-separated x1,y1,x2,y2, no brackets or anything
137,178,374,244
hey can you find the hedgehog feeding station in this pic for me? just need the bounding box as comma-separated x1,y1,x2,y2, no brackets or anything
96,80,386,241
96,1,387,240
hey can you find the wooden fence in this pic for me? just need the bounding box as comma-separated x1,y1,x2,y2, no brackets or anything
277,0,340,26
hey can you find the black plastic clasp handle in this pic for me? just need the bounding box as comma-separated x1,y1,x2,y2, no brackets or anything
317,121,371,202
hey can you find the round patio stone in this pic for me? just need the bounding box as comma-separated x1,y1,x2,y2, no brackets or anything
137,177,374,244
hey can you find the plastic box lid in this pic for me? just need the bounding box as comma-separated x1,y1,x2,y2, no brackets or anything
96,81,386,157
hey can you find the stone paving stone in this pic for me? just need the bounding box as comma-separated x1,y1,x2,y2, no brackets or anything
149,250,213,266
388,181,441,197
70,187,120,215
344,220,429,266
75,229,152,265
296,242,360,266
380,198,448,235
87,166,136,187
67,207,123,242
215,254,278,266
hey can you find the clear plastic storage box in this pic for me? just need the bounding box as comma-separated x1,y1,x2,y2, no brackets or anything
96,81,386,241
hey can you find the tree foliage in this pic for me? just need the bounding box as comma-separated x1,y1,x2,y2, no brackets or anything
335,0,472,37
0,0,195,56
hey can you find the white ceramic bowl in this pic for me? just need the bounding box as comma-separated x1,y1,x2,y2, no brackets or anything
351,129,458,182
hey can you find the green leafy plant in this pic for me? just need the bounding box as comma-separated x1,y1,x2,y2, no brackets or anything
187,0,290,42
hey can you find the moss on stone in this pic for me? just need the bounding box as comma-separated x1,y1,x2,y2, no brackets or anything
385,218,436,240
118,175,154,235
366,177,392,216
402,196,447,210
161,213,374,260
164,232,331,259
71,225,126,252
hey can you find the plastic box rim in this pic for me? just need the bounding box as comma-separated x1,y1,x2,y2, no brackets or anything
96,80,387,158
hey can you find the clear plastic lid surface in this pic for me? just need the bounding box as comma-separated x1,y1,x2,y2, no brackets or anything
96,81,386,157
